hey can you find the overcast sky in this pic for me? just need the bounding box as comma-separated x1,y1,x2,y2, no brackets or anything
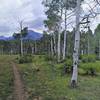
0,0,46,37
0,0,100,37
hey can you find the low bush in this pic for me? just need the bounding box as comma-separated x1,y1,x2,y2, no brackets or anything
18,54,33,64
80,54,96,63
79,62,100,76
59,59,73,75
64,59,72,66
45,55,56,61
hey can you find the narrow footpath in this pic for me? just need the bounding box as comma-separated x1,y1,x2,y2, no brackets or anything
12,62,27,100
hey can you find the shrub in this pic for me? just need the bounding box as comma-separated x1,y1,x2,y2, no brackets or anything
61,59,73,75
18,54,33,64
80,54,96,63
65,59,73,66
45,55,56,61
79,62,100,76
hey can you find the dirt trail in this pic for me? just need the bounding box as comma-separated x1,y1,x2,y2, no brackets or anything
12,62,27,100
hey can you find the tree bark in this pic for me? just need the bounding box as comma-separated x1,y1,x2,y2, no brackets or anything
57,32,61,62
32,47,34,54
34,41,37,54
71,0,81,88
51,35,54,56
20,37,23,56
99,40,100,59
57,8,63,62
63,8,67,60
20,21,24,56
53,33,56,56
87,36,90,55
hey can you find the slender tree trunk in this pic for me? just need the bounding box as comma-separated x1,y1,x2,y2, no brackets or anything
81,50,84,55
57,8,63,62
71,0,81,88
63,9,67,60
99,40,100,59
32,47,34,54
88,37,90,55
20,36,23,56
19,21,24,56
51,35,54,56
57,32,61,62
34,41,37,54
53,33,56,55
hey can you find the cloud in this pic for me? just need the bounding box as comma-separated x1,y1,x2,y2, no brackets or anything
0,25,11,34
0,0,46,36
0,0,100,37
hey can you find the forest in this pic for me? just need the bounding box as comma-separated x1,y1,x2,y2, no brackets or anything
0,0,100,100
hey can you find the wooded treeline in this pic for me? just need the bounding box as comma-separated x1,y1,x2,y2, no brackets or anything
0,25,100,59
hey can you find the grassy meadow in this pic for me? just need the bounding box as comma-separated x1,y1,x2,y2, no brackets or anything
0,55,100,100
0,55,16,100
17,55,100,100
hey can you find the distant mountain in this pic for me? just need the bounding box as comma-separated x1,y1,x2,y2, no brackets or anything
23,30,43,40
6,37,14,41
0,30,43,41
0,36,7,40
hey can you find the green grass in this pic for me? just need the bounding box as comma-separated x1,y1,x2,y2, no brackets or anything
0,55,17,100
0,55,100,100
17,55,100,100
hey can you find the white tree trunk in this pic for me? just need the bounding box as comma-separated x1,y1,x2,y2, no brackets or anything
57,32,61,62
88,38,90,55
99,40,100,59
51,36,54,56
20,21,24,56
20,37,23,56
71,0,81,87
34,41,37,54
57,8,63,62
63,9,67,60
81,50,84,55
53,33,56,55
32,47,34,54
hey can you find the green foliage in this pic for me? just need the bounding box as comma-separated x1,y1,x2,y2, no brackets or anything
13,33,20,39
65,59,73,66
56,59,72,69
45,55,53,61
18,55,33,64
44,55,57,62
80,54,96,63
52,59,73,76
17,55,100,100
79,61,100,76
59,59,73,75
